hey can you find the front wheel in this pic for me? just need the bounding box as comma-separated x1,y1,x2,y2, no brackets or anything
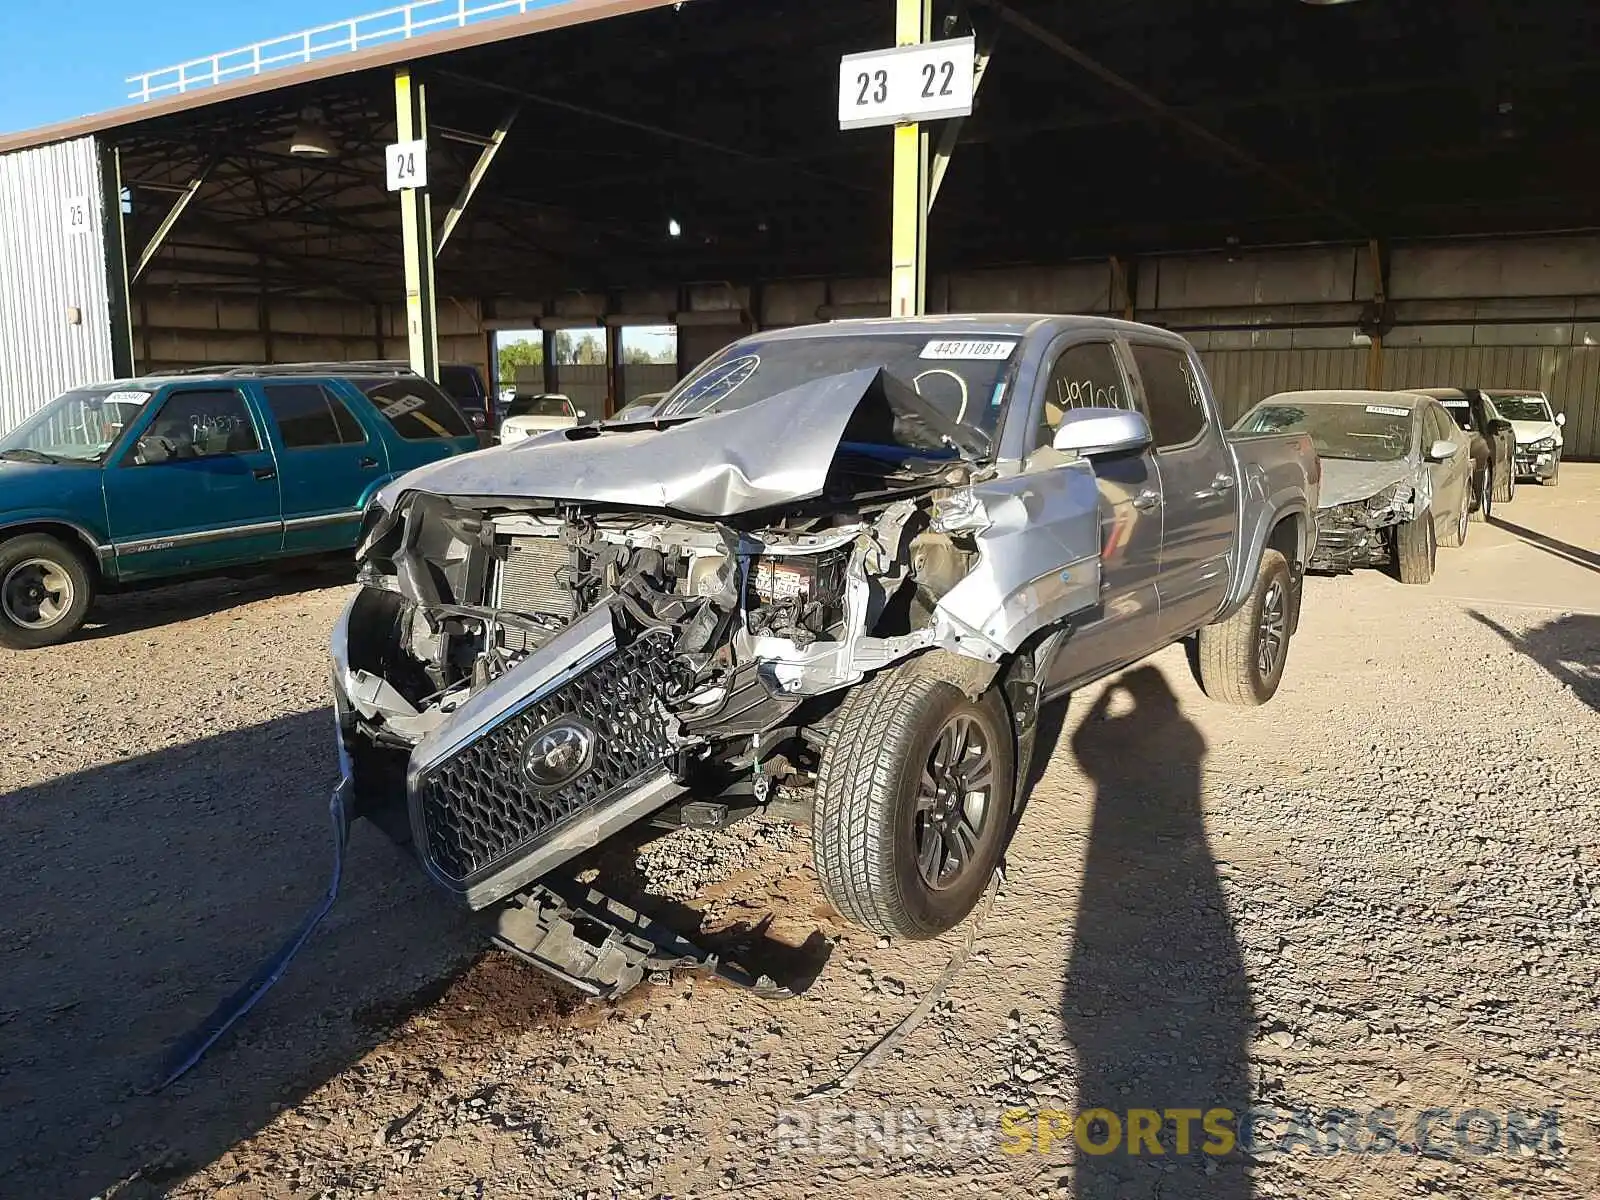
813,662,1015,940
0,534,95,650
1395,512,1436,585
1193,548,1293,707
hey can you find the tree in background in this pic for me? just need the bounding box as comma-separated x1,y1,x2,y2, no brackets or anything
497,337,543,388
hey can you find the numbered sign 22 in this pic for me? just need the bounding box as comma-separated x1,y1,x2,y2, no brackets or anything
62,195,92,237
838,37,976,131
386,139,428,192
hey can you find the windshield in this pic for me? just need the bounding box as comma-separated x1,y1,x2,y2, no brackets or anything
658,333,1020,441
1492,395,1552,422
507,395,574,419
0,386,151,463
1238,401,1414,462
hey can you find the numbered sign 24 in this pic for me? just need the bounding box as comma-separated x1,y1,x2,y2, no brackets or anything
838,37,976,131
386,140,428,192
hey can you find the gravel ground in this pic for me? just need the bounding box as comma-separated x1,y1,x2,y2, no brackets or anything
1,472,1596,1200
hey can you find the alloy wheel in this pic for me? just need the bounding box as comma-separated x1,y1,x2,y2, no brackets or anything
1257,579,1287,678
913,712,997,891
1,558,74,630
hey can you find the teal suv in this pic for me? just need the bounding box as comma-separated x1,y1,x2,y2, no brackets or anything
0,365,480,648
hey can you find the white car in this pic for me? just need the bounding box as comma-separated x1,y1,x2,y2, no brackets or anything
1486,390,1567,485
499,394,582,445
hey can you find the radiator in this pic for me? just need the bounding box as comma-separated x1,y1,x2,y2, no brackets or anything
497,535,576,620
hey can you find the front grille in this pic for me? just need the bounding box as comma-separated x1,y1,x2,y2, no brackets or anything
415,633,677,886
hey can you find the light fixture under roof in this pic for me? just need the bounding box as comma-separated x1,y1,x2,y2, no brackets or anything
288,107,337,158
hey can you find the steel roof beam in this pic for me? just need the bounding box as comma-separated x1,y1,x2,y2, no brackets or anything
970,0,1368,239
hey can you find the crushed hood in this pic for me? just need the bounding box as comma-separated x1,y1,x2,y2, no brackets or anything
378,368,948,518
1509,419,1561,446
1317,457,1417,509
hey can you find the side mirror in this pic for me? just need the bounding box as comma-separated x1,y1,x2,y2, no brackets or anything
1052,408,1153,458
1426,439,1458,462
1556,412,1567,426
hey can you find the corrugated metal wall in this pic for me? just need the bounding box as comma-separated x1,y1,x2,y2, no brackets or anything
0,136,115,435
1198,348,1370,424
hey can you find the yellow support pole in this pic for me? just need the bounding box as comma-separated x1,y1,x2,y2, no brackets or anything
889,0,931,317
395,67,439,382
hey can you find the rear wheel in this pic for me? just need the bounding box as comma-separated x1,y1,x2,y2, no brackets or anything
1194,549,1294,707
1494,455,1515,504
1470,465,1492,523
813,663,1015,940
1395,513,1436,585
0,534,94,650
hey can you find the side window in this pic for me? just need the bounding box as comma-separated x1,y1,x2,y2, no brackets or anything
1036,341,1132,447
262,383,367,449
359,378,472,440
1424,404,1449,446
1130,344,1208,449
131,388,259,464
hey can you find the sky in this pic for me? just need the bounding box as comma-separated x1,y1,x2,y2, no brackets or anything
2,1,469,135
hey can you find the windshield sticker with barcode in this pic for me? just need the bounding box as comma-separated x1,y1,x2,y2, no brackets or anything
103,390,151,405
380,393,427,419
1365,405,1410,417
1442,399,1467,406
920,339,1017,361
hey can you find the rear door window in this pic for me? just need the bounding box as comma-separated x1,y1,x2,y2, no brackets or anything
1130,344,1208,448
263,383,367,448
358,378,472,440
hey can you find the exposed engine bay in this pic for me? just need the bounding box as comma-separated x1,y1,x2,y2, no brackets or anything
1308,484,1417,572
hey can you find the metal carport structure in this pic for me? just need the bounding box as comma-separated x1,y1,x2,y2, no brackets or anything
3,0,1600,453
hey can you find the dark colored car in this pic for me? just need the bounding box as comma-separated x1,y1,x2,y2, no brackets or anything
1415,388,1517,515
0,365,479,648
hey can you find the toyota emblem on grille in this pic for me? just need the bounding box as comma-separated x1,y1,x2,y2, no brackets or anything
521,719,596,790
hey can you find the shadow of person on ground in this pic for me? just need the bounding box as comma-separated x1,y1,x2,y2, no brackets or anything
1471,610,1600,713
1062,666,1254,1199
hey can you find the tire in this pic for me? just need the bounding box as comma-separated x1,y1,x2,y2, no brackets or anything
1395,512,1436,585
1439,483,1470,548
0,534,94,650
1494,455,1515,504
1194,548,1293,708
1470,466,1491,523
813,662,1015,941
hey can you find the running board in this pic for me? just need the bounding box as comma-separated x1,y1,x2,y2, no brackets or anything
493,878,792,1001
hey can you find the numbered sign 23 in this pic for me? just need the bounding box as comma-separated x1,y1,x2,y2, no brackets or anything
838,37,976,131
386,139,428,192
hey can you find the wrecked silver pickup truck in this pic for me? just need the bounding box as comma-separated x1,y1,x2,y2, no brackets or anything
328,316,1318,994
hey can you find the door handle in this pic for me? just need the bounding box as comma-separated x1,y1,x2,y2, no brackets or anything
358,456,379,469
1132,489,1162,511
252,466,277,481
1195,472,1235,499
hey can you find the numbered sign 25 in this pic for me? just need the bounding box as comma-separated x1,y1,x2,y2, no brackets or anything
386,139,429,192
62,195,92,237
838,37,976,131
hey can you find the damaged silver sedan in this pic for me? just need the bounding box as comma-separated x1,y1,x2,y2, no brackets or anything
326,316,1319,998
